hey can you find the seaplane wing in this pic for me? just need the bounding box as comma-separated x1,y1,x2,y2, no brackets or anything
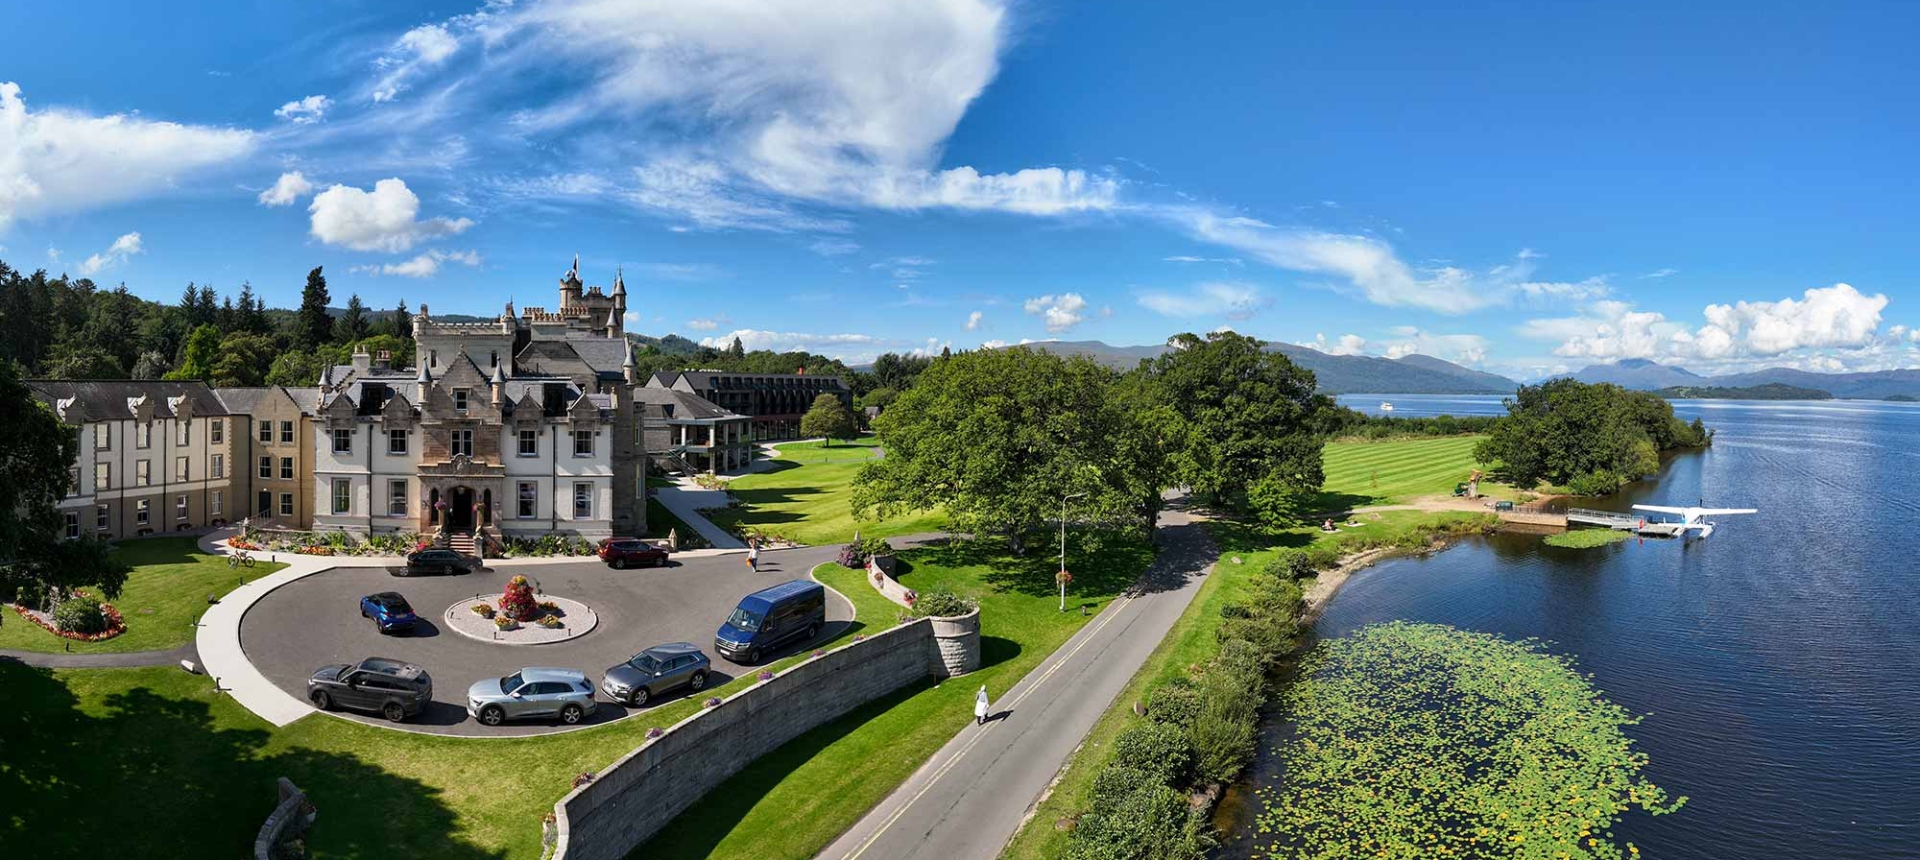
1693,508,1757,516
1631,504,1692,516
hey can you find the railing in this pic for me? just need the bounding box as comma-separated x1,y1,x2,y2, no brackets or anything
1566,507,1640,526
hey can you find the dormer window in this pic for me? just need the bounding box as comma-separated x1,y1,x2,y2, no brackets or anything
453,388,470,413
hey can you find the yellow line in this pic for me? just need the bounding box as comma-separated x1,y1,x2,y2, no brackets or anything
838,592,1139,860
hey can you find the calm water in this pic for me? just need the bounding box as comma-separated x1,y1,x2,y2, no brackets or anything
1216,395,1920,859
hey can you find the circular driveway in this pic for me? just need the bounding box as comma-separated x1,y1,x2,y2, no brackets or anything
239,545,849,736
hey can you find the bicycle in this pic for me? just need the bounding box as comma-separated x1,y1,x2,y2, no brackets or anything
228,550,255,569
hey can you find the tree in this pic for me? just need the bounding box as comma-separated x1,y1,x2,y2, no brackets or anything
43,346,126,380
334,293,369,343
130,351,171,380
0,362,130,598
296,266,332,349
858,387,899,411
209,333,277,387
389,299,412,341
1473,379,1707,495
1109,368,1186,539
164,324,223,381
852,347,1135,554
234,281,269,335
799,393,857,446
727,336,746,360
1145,331,1330,522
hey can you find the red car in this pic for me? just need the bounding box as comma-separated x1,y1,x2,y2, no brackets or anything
600,539,670,569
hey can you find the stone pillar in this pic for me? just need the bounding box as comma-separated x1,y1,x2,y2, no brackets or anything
926,609,981,677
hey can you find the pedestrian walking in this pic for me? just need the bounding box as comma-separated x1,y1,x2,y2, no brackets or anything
748,539,760,571
974,685,990,725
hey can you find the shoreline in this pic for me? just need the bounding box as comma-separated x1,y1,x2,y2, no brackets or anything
1300,527,1488,623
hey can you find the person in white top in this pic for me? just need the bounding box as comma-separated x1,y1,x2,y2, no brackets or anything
974,685,990,725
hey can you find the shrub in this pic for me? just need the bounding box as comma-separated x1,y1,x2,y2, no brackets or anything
1146,683,1204,729
836,543,866,568
1109,721,1190,786
912,588,977,618
1087,765,1158,812
857,535,894,558
1191,664,1264,784
52,595,109,634
1262,551,1317,581
470,604,496,619
538,600,561,614
493,615,518,631
1064,780,1213,860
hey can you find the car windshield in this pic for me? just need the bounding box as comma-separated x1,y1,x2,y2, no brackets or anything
373,596,411,612
726,607,763,632
629,654,661,673
499,671,526,694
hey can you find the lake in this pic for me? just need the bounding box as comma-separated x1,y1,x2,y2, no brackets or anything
1215,395,1920,859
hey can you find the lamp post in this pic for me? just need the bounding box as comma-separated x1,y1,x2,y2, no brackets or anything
1059,491,1086,611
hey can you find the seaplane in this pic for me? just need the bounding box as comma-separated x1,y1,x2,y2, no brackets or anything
1629,504,1758,539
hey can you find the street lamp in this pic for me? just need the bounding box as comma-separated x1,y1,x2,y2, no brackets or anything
1059,491,1086,611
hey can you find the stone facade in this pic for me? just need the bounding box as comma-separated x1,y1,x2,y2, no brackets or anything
552,616,978,860
215,386,320,528
29,381,239,540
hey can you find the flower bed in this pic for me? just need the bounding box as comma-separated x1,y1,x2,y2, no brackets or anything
10,601,127,642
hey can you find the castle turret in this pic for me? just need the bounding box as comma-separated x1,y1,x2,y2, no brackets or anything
560,254,583,308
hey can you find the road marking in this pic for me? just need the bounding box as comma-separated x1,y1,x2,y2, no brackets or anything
837,591,1141,860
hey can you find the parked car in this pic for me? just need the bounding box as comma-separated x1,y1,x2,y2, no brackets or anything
400,547,482,576
307,656,433,722
601,642,711,706
715,579,826,664
466,667,598,726
358,591,418,634
599,538,670,569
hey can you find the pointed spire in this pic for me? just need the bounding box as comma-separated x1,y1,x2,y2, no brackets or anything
504,296,516,318
611,265,626,296
606,303,620,331
490,362,505,384
416,362,432,385
566,253,580,283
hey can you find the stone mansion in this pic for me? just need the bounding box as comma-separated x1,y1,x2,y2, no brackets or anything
28,258,855,544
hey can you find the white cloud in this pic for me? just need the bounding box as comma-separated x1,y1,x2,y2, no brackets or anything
629,155,848,231
1305,333,1370,356
965,310,983,331
1643,268,1678,279
808,238,860,257
45,246,58,263
307,177,474,252
0,82,254,231
77,232,142,276
1137,281,1266,320
372,24,462,102
1529,283,1892,367
353,248,481,278
257,171,315,206
696,328,892,362
1022,293,1087,334
1381,327,1489,364
1163,255,1242,265
686,316,728,331
273,94,332,124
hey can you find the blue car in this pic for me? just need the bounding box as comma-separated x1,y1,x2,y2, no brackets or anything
359,591,418,634
715,580,826,664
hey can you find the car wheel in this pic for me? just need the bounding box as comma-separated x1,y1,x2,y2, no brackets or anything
629,687,650,707
383,702,407,723
745,648,760,665
611,558,626,570
395,568,410,577
651,556,665,568
310,690,332,710
479,705,505,726
560,704,584,724
689,671,708,691
808,622,821,641
445,564,457,576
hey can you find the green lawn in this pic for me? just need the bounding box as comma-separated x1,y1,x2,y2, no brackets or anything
645,499,712,549
1317,435,1511,508
636,537,1152,860
705,436,946,546
0,537,286,654
1544,528,1633,549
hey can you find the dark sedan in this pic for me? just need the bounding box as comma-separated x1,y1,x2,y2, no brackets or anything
307,656,433,722
601,642,711,706
400,547,482,576
599,539,670,570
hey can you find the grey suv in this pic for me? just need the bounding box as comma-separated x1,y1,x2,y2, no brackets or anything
601,642,712,707
307,657,433,722
466,667,598,726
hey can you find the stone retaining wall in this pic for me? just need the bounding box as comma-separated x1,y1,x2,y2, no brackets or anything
552,616,968,860
254,777,313,859
928,608,982,676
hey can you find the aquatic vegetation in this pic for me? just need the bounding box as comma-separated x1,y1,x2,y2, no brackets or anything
1545,529,1634,549
1256,622,1683,860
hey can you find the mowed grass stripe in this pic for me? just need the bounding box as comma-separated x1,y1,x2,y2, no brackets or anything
1320,436,1489,505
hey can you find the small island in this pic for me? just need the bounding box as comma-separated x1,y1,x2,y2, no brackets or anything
1657,382,1833,400
1886,394,1919,402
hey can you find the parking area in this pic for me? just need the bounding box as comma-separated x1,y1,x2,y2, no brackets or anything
238,545,850,736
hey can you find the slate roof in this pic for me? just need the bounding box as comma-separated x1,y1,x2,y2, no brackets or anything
211,387,273,414
26,380,232,421
631,387,740,422
673,370,849,391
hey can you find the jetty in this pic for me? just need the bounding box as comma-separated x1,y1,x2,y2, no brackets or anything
1496,504,1688,537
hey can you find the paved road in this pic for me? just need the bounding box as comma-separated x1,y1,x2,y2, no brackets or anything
0,642,196,669
239,545,847,736
817,506,1217,860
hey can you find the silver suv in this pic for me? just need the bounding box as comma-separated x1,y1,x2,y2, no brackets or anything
466,667,598,726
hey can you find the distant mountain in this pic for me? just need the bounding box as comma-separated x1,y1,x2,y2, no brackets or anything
1656,383,1833,401
1570,358,1705,390
1009,339,1517,394
1570,359,1920,400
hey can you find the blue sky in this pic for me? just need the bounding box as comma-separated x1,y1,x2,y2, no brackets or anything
3,0,1917,376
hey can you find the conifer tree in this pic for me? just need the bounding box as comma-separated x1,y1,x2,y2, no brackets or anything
296,266,332,349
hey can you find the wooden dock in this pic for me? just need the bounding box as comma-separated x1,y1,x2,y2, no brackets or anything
1497,505,1685,537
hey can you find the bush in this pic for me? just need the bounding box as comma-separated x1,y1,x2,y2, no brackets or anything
52,595,109,634
1064,780,1213,860
1262,551,1317,581
911,588,977,618
1147,682,1204,730
836,543,865,568
1191,663,1264,784
1087,765,1158,812
537,616,564,629
1109,721,1190,786
857,535,894,558
470,604,496,619
494,615,518,630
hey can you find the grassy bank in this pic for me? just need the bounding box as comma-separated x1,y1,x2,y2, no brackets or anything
1316,435,1512,508
1001,509,1497,860
637,536,1150,859
0,537,286,653
705,437,945,546
1544,528,1633,549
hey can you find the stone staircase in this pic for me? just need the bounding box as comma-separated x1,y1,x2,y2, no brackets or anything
448,532,477,556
